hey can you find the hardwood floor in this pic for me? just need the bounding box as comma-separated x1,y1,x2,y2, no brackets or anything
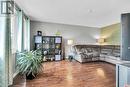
13,60,116,87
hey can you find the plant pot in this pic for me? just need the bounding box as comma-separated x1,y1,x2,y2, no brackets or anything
26,73,35,80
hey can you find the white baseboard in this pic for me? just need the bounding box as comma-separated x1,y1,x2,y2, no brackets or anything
13,71,19,78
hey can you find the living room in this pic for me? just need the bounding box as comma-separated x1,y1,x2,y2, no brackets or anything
0,0,130,87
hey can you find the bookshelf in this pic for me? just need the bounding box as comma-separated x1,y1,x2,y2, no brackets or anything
34,35,62,61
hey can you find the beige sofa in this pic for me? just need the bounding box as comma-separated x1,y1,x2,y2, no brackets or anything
73,45,122,64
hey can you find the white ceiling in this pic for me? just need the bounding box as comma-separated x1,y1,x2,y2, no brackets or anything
15,0,130,28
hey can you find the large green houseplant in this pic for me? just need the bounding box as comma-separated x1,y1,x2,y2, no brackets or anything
16,50,43,80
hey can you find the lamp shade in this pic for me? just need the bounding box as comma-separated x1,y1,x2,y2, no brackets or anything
97,38,105,43
67,39,74,45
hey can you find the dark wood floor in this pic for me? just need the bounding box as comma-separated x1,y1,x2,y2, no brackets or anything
13,60,116,87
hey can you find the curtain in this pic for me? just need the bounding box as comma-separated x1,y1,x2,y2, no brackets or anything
0,16,9,87
0,1,30,86
0,9,11,87
0,0,13,86
10,6,23,81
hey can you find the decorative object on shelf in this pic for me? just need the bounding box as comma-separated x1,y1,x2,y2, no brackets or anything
43,51,47,55
55,37,62,43
37,31,42,36
34,36,42,44
16,50,43,80
34,36,43,56
56,44,60,49
55,30,61,36
97,38,105,44
55,55,61,61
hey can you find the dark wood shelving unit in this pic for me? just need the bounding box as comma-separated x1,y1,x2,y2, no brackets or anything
34,35,62,61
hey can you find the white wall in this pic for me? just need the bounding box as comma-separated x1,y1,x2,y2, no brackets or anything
30,21,100,57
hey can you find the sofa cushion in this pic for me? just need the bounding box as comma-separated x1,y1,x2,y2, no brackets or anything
93,51,100,57
86,48,92,53
101,49,112,55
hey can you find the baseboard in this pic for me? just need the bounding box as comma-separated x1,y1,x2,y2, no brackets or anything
8,72,20,87
12,71,20,85
13,71,19,78
74,58,116,65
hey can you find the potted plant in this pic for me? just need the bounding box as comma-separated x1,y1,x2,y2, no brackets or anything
16,50,43,80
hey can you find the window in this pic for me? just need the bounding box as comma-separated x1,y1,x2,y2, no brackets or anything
23,15,30,51
0,16,8,87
